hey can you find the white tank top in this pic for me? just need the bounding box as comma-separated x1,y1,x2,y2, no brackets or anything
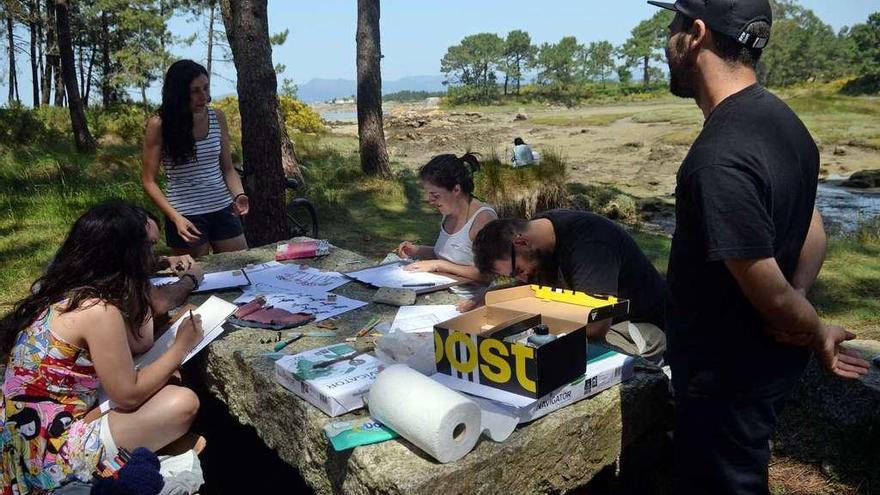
434,205,496,297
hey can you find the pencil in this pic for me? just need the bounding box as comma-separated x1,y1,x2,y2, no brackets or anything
356,316,382,337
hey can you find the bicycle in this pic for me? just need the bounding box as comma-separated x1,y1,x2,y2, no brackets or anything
235,166,319,239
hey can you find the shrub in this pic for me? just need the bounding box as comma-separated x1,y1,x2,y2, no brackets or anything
278,95,324,134
474,149,570,218
92,105,148,144
0,104,48,145
212,96,243,161
567,184,643,225
600,194,639,222
35,106,72,137
856,215,880,244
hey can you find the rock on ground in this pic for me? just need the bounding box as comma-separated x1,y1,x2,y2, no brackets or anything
841,169,880,188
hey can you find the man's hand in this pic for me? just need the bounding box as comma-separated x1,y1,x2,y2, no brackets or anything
813,324,871,379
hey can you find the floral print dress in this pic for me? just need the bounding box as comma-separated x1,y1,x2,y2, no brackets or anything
1,305,104,494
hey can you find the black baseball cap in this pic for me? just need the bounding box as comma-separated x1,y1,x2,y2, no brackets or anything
648,0,772,49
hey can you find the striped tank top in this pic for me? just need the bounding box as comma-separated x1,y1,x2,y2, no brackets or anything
163,107,232,216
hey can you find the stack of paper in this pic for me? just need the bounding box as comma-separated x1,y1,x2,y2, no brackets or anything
234,261,364,322
345,261,457,290
390,305,461,333
151,269,250,293
275,344,385,416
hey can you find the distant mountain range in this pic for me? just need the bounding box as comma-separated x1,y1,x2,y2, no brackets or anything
296,75,446,103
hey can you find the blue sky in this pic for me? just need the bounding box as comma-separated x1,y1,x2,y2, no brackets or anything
2,0,878,104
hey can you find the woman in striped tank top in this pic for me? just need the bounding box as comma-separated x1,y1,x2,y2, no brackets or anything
395,153,497,312
142,59,249,257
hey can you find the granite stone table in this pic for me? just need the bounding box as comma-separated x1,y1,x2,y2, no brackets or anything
190,243,671,495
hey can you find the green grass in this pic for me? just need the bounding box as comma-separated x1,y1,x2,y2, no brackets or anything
630,107,704,126
0,141,151,309
657,129,701,146
1,87,879,343
531,112,635,127
787,93,880,150
2,138,878,342
811,240,880,338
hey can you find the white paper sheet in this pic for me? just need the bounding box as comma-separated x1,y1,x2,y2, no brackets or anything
97,296,237,412
431,373,538,409
346,261,457,290
137,296,237,366
234,290,367,322
244,261,349,295
390,305,461,333
150,269,250,293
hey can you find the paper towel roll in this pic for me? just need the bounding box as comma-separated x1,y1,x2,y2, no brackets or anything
368,364,481,463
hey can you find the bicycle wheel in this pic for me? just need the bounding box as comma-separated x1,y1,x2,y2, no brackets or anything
286,198,319,239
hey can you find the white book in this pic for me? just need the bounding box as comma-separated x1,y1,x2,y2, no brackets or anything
151,269,251,293
97,296,237,412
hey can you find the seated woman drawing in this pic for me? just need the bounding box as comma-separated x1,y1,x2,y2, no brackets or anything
1,201,203,493
396,152,497,311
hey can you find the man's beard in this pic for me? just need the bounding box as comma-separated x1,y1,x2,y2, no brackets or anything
523,248,559,286
667,37,696,99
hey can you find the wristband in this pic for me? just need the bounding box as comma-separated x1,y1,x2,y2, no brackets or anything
234,192,247,201
181,273,199,290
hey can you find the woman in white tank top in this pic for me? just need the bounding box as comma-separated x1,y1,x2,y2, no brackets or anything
396,153,497,311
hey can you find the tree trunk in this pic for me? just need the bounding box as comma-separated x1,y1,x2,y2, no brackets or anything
278,110,302,180
56,0,96,152
206,2,214,76
47,0,63,106
503,73,508,96
356,0,390,178
516,58,521,94
29,1,39,107
220,0,288,246
7,15,18,105
100,10,111,107
53,58,64,105
84,46,94,104
642,55,649,86
38,0,49,107
77,44,84,100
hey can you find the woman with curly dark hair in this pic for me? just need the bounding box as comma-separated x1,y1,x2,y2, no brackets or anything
0,202,203,493
142,59,248,257
395,152,497,311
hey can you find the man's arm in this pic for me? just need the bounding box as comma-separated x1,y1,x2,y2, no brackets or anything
791,207,826,296
725,257,869,378
567,241,620,339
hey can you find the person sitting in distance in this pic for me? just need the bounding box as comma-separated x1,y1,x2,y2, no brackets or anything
511,137,536,167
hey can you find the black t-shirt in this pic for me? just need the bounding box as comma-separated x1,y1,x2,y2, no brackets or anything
534,209,666,328
666,84,818,399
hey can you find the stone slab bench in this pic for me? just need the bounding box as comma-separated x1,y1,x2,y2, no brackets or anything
191,243,670,494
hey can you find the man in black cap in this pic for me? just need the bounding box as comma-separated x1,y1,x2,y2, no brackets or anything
647,1,871,493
